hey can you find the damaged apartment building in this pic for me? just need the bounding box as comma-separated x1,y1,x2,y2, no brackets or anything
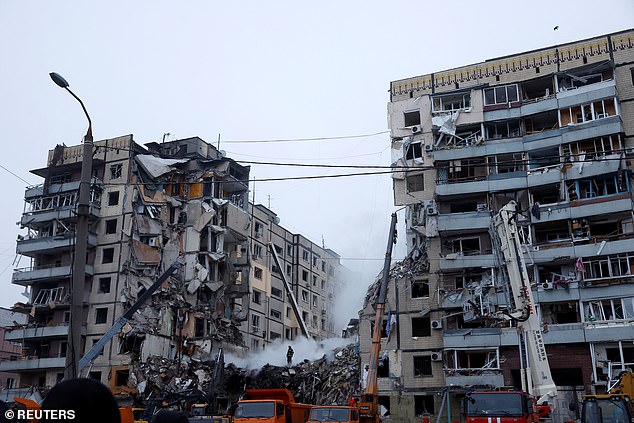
359,29,634,422
3,134,342,395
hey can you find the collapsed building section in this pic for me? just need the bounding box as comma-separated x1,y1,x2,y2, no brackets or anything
5,135,251,394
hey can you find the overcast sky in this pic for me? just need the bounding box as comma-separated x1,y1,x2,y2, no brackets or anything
0,1,632,327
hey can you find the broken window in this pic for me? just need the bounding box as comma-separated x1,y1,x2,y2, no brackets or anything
286,264,292,276
560,99,616,126
524,110,558,134
254,221,264,238
541,302,580,324
302,250,309,261
102,248,114,264
406,142,423,160
450,237,481,255
114,369,129,387
413,356,433,377
320,279,325,290
105,219,117,235
406,174,424,193
252,290,261,305
312,295,318,308
484,84,519,106
253,244,263,260
566,135,621,161
377,357,389,378
584,254,634,281
110,164,123,179
98,277,111,294
321,261,326,272
534,220,570,243
271,287,283,299
312,315,318,328
443,158,486,183
60,342,67,358
484,119,521,139
404,110,421,127
270,331,281,340
302,311,309,323
254,267,263,280
107,191,120,206
95,307,108,324
270,309,281,320
287,244,293,257
447,349,498,370
432,92,471,113
312,275,317,286
91,339,104,356
302,270,308,282
527,147,559,170
530,183,561,205
411,316,431,337
414,395,435,416
489,153,524,174
301,290,308,302
411,280,430,298
89,371,102,381
312,256,318,267
370,320,388,338
569,174,627,201
251,314,260,331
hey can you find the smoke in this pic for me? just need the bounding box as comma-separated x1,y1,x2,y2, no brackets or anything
225,336,350,369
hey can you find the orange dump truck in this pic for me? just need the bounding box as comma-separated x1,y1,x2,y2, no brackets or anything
234,389,312,423
307,406,359,423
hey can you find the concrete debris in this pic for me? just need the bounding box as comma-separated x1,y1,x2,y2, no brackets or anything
129,343,360,410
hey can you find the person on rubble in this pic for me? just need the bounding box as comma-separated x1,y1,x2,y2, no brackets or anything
286,345,294,365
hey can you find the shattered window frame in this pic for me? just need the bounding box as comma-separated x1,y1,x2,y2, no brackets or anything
251,314,260,330
253,244,263,260
413,355,433,377
483,84,519,106
252,290,262,304
301,290,309,302
406,173,424,193
110,163,123,179
411,316,432,337
254,266,263,280
411,280,430,299
270,309,281,320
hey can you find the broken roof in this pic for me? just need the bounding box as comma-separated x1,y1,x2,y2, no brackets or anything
136,155,189,178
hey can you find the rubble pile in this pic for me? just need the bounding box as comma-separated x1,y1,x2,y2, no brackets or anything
131,343,360,408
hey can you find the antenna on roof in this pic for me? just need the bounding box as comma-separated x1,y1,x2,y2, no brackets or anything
162,132,171,143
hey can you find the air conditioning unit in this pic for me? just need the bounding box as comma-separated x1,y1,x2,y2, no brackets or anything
424,144,434,153
426,206,438,216
431,352,442,361
542,282,554,290
411,125,422,134
431,319,443,330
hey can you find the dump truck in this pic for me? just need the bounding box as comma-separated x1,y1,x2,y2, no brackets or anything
234,389,312,423
307,405,359,423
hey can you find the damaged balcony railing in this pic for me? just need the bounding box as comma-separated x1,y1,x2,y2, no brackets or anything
33,287,68,306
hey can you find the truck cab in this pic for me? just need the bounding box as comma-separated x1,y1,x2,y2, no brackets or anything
308,406,359,423
464,391,539,423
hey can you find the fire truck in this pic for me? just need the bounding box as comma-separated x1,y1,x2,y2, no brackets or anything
464,201,557,423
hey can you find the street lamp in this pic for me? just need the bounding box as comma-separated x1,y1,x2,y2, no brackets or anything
49,72,94,379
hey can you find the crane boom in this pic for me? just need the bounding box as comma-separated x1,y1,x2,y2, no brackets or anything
493,201,556,401
359,212,398,423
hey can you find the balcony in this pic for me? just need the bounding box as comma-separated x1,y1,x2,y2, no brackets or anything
542,323,585,344
11,264,94,286
532,195,632,224
529,238,633,264
444,371,504,388
436,175,526,197
444,328,504,348
437,212,491,233
25,177,103,200
585,322,634,343
439,253,495,271
5,324,69,341
16,232,97,257
0,357,65,372
20,204,101,227
556,79,617,109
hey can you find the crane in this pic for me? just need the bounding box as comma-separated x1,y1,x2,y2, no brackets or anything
358,212,398,423
465,201,555,423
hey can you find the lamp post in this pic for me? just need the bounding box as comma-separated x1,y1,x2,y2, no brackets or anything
49,72,93,379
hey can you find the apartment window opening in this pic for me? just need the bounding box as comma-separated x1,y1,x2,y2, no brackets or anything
411,316,431,337
413,356,433,377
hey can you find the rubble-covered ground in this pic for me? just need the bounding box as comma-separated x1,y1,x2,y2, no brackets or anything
129,343,360,411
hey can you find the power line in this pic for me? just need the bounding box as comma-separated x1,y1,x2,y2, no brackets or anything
221,131,390,144
0,163,34,186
